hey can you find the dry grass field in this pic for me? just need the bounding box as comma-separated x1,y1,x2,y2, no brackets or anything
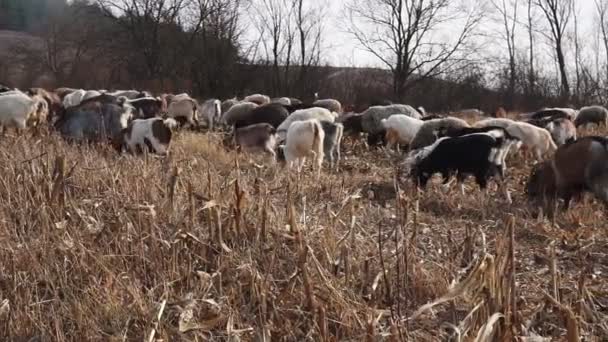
0,123,607,341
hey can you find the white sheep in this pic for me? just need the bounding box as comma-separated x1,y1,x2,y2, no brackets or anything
381,114,424,152
277,107,337,140
278,119,325,179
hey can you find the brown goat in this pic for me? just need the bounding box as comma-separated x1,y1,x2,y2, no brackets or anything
526,136,608,215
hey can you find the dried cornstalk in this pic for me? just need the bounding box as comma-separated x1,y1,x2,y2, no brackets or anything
543,292,580,342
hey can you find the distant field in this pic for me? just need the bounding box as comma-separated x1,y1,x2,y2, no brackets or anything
0,121,606,340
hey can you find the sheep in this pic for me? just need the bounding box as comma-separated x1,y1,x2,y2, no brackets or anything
313,98,342,114
222,101,259,126
0,92,47,133
199,99,222,130
409,117,470,151
244,94,271,105
277,107,336,140
277,119,325,179
234,123,278,162
113,117,176,156
380,114,424,152
233,103,289,129
361,104,423,145
63,89,86,108
574,106,608,128
526,136,608,216
545,118,576,146
404,129,517,202
320,121,344,169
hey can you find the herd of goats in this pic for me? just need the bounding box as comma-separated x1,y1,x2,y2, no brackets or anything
1,84,608,216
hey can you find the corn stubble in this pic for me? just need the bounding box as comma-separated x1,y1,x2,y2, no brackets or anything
0,124,606,341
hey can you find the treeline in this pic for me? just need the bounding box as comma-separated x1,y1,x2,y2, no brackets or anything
1,0,601,113
0,0,66,31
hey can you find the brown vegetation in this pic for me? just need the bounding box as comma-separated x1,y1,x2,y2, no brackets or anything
0,121,606,340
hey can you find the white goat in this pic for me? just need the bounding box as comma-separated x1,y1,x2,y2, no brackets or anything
0,92,46,132
277,107,336,140
381,114,424,152
279,119,325,179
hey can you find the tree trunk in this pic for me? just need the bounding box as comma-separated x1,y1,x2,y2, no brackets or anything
555,41,570,100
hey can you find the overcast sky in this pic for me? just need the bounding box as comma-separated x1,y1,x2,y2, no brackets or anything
314,0,599,70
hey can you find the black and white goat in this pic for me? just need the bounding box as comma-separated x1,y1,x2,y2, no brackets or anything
403,127,519,202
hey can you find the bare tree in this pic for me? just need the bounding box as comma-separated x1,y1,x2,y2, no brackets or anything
571,0,581,99
526,0,536,93
596,0,608,83
294,0,324,94
97,0,189,86
491,0,518,108
535,0,572,100
251,0,296,95
345,0,483,100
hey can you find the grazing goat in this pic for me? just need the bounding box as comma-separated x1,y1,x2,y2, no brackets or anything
320,121,344,169
128,97,164,119
339,113,364,135
234,103,289,129
234,123,278,161
575,106,608,128
404,129,518,202
526,137,608,215
409,117,470,151
114,117,176,155
221,97,239,113
278,119,325,179
56,98,134,143
545,118,576,146
0,92,47,132
277,107,336,140
167,96,198,127
271,97,291,106
244,94,271,105
361,104,423,145
313,99,343,114
476,118,557,159
199,99,222,130
222,101,258,126
63,89,86,108
381,114,424,152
